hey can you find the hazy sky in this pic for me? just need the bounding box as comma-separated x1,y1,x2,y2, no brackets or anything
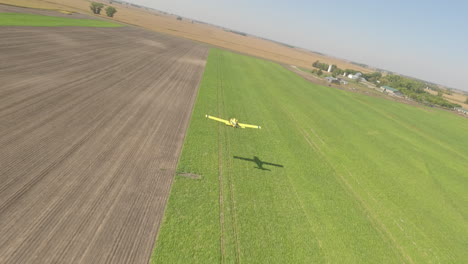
127,0,468,91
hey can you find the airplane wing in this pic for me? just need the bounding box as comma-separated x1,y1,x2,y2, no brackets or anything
238,123,261,129
206,115,230,125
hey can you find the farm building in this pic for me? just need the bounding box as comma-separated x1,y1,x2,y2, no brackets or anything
348,72,362,80
381,86,403,96
325,77,348,85
325,76,339,84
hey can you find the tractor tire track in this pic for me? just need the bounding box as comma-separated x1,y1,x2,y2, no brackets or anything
216,53,227,263
220,53,242,264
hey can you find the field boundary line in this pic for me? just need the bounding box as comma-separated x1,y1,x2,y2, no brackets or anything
146,47,209,262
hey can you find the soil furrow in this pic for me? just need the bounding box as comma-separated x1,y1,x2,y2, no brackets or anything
0,20,208,264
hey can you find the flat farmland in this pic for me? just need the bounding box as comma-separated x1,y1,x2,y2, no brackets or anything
0,25,207,263
0,12,123,27
0,0,370,73
152,49,468,263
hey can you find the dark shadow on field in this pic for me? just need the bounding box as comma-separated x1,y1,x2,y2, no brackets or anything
233,156,284,171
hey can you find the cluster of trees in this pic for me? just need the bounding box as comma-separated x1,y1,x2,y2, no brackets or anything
312,61,363,78
343,69,358,75
313,61,345,76
379,74,461,108
332,68,347,77
312,61,330,71
90,2,117,17
362,72,382,84
105,6,117,17
310,69,323,76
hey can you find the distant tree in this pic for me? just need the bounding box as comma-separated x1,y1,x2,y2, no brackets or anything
333,68,344,75
105,6,117,17
437,91,443,97
345,69,358,75
379,74,462,108
362,72,382,84
465,97,468,104
317,69,323,76
90,2,104,14
312,60,328,71
177,16,182,20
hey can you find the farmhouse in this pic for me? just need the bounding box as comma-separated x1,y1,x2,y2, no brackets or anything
348,72,362,80
381,85,403,96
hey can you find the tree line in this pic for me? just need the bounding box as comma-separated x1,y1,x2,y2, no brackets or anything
379,75,460,108
90,2,117,18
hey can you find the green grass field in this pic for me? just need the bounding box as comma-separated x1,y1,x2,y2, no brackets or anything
151,49,468,263
0,13,122,27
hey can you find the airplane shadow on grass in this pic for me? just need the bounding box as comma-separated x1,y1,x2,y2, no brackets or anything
233,156,284,171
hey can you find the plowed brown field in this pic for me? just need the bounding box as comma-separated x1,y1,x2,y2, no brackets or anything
0,25,207,263
0,0,370,73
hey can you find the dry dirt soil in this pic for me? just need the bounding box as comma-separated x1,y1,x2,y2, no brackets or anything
0,3,91,18
0,0,370,73
0,17,208,264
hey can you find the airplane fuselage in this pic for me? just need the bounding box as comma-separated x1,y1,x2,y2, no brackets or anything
229,118,239,128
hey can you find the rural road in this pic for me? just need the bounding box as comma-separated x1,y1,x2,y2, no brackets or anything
0,24,207,263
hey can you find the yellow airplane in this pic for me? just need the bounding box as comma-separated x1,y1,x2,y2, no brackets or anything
205,115,261,129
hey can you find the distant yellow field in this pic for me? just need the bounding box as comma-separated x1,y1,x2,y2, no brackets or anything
1,0,370,72
0,0,74,11
443,92,467,103
425,88,468,108
444,95,468,109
